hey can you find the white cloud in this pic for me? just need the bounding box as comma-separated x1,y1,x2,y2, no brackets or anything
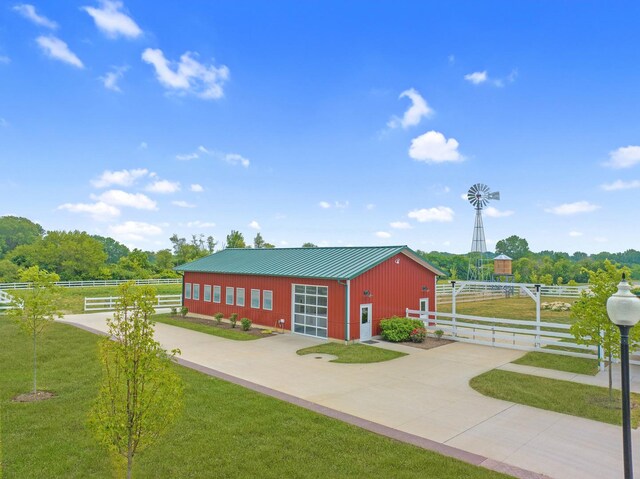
82,0,142,39
100,65,128,92
545,201,600,215
248,220,260,230
138,141,148,150
190,184,204,192
366,203,375,210
13,4,58,29
223,153,250,168
0,118,8,128
186,220,216,228
409,131,464,163
319,201,331,209
58,201,120,221
604,146,640,169
92,190,157,210
0,56,10,64
334,201,349,209
146,179,180,194
176,152,199,161
142,48,229,100
601,179,640,191
390,221,412,229
387,88,433,129
172,200,195,208
464,71,488,84
36,36,83,68
408,206,455,222
375,231,391,238
92,168,149,188
448,54,455,65
484,206,514,218
569,231,583,237
109,221,162,241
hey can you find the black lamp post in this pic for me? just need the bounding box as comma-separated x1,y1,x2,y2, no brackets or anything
606,273,640,479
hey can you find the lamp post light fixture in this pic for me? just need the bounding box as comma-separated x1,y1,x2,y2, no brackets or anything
606,273,640,479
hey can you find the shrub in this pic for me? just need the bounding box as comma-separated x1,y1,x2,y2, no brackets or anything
230,313,238,328
241,318,252,331
170,307,177,316
435,329,444,340
409,327,426,343
379,316,424,342
214,312,224,325
180,306,188,317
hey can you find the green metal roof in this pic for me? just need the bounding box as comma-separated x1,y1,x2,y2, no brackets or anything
174,246,443,280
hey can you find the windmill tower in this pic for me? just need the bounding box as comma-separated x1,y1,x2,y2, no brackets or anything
466,183,500,280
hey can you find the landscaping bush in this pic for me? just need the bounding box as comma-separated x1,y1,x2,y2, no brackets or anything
214,312,223,325
379,316,424,342
180,306,188,317
435,329,444,340
241,318,252,331
230,313,238,328
170,307,177,316
409,327,426,343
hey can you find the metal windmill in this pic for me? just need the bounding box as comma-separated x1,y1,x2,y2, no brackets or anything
466,183,500,280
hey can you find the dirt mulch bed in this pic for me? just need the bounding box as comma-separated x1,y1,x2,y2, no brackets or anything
170,315,279,338
396,337,454,350
13,391,56,403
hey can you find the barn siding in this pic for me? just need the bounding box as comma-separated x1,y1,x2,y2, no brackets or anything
182,272,347,339
349,253,436,339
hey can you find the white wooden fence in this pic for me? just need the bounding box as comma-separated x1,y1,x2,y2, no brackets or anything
436,282,588,304
84,294,182,312
0,290,16,312
0,278,181,290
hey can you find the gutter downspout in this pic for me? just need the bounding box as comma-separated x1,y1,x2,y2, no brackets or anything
338,279,350,345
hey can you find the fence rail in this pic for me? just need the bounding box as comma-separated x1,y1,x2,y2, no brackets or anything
0,290,16,312
0,278,181,290
84,294,182,312
436,282,588,303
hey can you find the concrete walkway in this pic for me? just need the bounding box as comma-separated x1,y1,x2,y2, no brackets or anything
60,313,638,479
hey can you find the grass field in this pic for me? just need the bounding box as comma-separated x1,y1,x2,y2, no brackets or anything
512,351,599,375
470,369,639,428
6,284,182,315
436,296,575,324
153,313,260,341
296,342,407,363
0,318,510,479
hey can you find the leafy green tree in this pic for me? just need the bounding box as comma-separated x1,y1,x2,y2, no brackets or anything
0,258,20,282
301,242,318,248
253,232,265,249
226,230,246,249
92,235,131,264
570,260,640,399
154,249,174,271
263,243,276,249
9,230,107,280
8,266,62,395
89,283,183,479
0,216,44,257
170,234,215,265
495,235,530,260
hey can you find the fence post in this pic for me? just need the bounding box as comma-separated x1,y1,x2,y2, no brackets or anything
451,281,457,337
535,284,541,348
598,330,605,371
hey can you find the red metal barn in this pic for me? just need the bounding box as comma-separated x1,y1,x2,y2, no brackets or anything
174,246,442,341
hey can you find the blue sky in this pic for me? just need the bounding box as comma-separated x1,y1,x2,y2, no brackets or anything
2,1,640,254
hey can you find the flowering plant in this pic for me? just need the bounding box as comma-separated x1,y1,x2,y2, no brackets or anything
409,327,426,343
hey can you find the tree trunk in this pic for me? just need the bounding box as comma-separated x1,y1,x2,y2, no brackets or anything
609,350,613,403
33,328,37,394
127,449,133,479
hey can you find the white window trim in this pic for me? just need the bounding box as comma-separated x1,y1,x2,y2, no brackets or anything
185,282,192,300
251,289,260,309
263,290,273,311
193,283,200,300
213,285,221,303
204,285,212,302
226,287,234,305
236,288,245,307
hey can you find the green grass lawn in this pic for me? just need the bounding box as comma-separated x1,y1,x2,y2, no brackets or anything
152,313,260,341
296,342,407,363
437,296,575,324
7,283,182,315
470,369,640,428
0,318,510,479
513,351,599,375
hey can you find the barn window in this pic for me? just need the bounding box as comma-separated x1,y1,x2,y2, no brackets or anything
204,285,212,302
226,287,234,305
236,288,245,307
185,283,192,299
251,289,260,309
263,290,273,310
213,285,221,303
292,284,328,338
193,284,200,301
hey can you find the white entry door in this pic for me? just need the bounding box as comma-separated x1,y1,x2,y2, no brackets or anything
360,304,372,341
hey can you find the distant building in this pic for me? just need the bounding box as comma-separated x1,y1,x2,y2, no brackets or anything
174,246,442,341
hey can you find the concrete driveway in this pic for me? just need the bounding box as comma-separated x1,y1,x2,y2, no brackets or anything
61,312,638,479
